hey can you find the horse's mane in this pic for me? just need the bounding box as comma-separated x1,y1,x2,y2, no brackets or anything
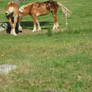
8,1,16,5
19,2,35,12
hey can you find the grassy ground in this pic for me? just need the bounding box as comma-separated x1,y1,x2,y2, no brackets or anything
0,0,92,92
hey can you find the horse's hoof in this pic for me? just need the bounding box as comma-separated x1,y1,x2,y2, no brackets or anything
38,28,41,32
52,27,58,30
37,30,39,32
19,30,22,33
32,30,36,32
38,30,41,32
13,34,17,36
52,28,56,30
11,33,17,36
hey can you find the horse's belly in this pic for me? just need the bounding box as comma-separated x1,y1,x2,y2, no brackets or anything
35,7,50,16
36,11,49,16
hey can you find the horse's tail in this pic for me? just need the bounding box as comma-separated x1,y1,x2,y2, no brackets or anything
57,2,72,16
57,2,72,26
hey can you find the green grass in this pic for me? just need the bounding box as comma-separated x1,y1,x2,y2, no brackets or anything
0,30,92,92
0,0,92,92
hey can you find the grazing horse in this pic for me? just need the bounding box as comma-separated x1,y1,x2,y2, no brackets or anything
5,2,21,36
19,0,72,32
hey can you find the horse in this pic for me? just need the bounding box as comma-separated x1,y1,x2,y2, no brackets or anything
5,2,22,36
19,0,72,32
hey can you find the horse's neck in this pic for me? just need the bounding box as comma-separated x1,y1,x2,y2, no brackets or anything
19,10,29,17
19,7,29,16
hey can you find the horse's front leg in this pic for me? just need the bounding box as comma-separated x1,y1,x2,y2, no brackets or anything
12,16,18,36
18,16,23,32
32,15,37,32
32,15,41,32
8,18,17,36
18,23,22,32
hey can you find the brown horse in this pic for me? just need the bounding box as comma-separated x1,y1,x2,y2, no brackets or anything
5,2,22,36
19,0,72,32
5,2,18,36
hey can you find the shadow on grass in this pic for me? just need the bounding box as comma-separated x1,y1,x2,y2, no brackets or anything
1,21,54,36
21,21,53,29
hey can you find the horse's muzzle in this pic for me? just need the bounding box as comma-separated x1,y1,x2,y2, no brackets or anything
5,12,14,19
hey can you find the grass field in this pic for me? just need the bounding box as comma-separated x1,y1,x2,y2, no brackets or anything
0,0,92,92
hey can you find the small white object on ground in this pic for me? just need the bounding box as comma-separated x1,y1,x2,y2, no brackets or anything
0,64,17,75
0,23,7,32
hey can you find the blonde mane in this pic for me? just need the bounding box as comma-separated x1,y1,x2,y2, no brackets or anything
19,2,35,12
8,1,14,5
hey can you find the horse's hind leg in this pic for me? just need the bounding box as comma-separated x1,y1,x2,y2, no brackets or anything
52,11,59,30
32,15,37,32
37,20,41,31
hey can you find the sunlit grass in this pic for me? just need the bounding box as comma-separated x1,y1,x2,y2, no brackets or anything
0,0,92,92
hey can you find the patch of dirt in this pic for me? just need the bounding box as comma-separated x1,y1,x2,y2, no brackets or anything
0,28,68,35
22,29,48,34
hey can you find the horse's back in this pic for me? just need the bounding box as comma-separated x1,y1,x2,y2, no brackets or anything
19,0,59,16
30,2,49,16
30,1,58,16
